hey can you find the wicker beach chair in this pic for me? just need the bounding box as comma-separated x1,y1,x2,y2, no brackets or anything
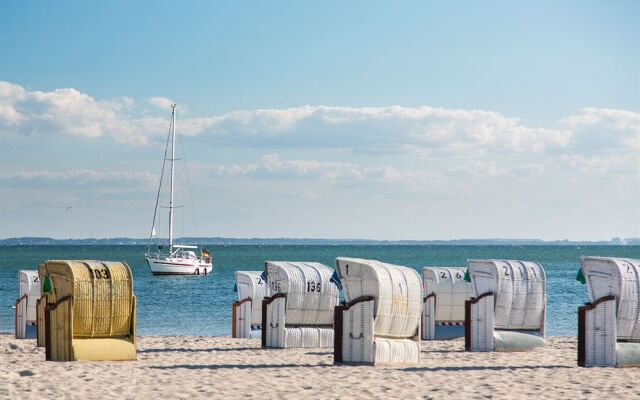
578,256,640,367
465,259,546,352
262,261,339,348
15,270,40,339
36,262,48,347
41,260,137,361
232,271,269,339
334,258,422,365
422,267,473,340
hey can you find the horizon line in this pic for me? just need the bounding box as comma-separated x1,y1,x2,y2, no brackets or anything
1,236,638,244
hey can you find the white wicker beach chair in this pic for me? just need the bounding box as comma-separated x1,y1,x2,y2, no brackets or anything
465,259,546,352
15,270,40,339
261,261,339,348
578,257,640,367
334,258,422,365
233,271,269,339
422,267,473,340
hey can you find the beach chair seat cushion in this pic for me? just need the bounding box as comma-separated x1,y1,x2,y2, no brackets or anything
616,342,640,367
374,338,420,364
249,328,262,339
284,327,334,348
494,331,544,352
73,338,137,361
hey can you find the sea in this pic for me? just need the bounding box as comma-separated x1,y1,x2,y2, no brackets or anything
1,244,638,337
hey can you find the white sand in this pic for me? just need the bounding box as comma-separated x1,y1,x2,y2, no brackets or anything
1,334,638,399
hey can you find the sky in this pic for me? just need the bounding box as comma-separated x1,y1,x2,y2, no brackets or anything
0,0,638,240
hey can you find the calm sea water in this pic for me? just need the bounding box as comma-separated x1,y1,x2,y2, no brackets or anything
1,245,638,336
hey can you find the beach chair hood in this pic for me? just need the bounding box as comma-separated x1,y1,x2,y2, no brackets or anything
423,267,473,323
581,257,640,341
234,271,270,326
467,259,546,331
336,258,422,339
264,261,339,326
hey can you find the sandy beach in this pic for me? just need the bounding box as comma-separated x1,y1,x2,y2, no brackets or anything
1,334,638,399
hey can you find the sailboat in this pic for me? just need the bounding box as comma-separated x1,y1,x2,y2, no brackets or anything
145,104,213,275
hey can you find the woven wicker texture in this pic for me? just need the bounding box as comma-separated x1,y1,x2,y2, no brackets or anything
341,297,420,364
582,257,640,341
235,271,269,325
44,260,133,338
285,327,334,347
583,298,617,366
37,262,47,295
373,338,420,364
234,300,252,338
467,260,546,331
336,258,422,338
342,300,375,363
423,267,473,322
469,294,495,351
36,263,49,346
265,261,339,326
265,296,286,347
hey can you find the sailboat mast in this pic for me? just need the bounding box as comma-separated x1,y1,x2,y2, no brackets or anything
168,104,177,247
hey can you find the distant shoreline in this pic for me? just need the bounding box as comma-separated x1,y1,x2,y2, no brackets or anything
1,237,638,246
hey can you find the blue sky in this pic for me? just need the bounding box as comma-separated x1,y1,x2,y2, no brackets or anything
1,1,638,240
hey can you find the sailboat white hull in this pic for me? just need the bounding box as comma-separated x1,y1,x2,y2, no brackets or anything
146,257,213,275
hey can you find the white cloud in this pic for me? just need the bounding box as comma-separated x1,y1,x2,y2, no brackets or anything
0,169,157,190
0,82,27,124
0,81,27,100
0,81,166,145
560,107,640,151
188,105,573,154
217,154,364,181
2,81,637,159
558,154,639,178
0,81,636,184
0,102,24,125
216,154,463,194
0,81,579,154
146,96,175,110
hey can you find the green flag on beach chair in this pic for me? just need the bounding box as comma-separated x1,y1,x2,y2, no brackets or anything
576,268,586,284
43,272,53,294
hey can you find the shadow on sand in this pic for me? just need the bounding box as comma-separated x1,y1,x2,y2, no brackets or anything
138,347,259,354
305,351,332,356
148,363,331,370
402,365,573,372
